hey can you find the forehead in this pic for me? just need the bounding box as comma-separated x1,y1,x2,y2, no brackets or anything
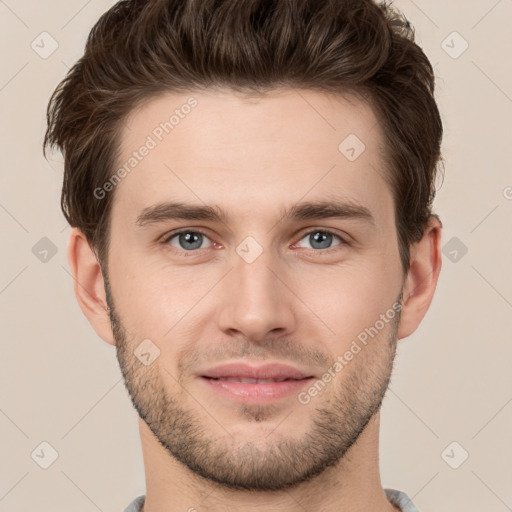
112,88,392,226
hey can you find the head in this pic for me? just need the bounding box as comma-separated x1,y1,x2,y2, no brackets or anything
45,0,443,492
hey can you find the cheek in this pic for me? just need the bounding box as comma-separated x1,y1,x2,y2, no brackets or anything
108,256,219,354
107,262,176,337
299,257,400,350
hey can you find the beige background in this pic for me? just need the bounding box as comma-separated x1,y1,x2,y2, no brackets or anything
1,0,511,510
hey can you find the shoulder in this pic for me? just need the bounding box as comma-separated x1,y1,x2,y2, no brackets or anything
123,494,146,512
384,488,421,512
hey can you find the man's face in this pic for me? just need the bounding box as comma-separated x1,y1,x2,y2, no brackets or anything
104,89,405,490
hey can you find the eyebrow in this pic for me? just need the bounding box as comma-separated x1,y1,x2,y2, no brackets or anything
135,200,375,228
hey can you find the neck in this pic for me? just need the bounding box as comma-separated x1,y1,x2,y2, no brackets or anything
138,412,400,512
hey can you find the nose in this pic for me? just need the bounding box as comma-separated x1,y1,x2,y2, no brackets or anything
216,247,297,343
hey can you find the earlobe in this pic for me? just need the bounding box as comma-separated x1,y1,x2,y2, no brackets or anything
397,216,443,340
67,228,115,345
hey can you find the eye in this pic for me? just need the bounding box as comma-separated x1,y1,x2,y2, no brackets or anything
295,229,345,251
161,228,347,255
164,230,213,251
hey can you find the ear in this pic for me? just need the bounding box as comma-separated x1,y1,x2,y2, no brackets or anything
398,215,443,340
67,227,115,345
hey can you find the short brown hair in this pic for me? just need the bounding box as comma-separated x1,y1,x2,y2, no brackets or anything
44,0,443,273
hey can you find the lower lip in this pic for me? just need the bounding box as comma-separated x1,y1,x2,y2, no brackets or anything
201,377,314,403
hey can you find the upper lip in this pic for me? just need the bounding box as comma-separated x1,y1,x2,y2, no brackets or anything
200,362,313,380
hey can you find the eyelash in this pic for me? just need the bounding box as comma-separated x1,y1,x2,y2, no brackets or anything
161,228,349,255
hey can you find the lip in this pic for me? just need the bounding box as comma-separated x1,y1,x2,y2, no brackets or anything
202,378,314,403
200,362,312,380
199,362,314,404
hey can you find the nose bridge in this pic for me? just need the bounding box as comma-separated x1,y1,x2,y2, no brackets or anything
236,246,278,297
217,241,295,340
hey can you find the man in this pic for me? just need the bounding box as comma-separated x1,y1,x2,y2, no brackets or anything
44,0,443,510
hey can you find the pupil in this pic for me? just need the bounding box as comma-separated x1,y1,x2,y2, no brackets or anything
181,232,202,250
311,231,331,249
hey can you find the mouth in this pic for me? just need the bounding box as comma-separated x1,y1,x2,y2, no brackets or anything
201,362,313,380
199,362,315,403
204,377,305,383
